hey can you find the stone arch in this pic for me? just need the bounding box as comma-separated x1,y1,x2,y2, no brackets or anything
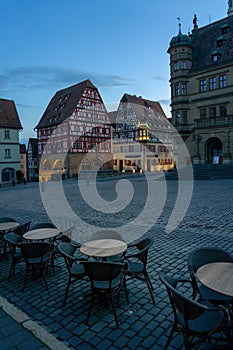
82,157,93,170
205,137,223,164
2,168,15,182
41,159,52,171
52,159,63,171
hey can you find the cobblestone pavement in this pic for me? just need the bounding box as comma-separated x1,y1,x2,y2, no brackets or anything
0,176,233,349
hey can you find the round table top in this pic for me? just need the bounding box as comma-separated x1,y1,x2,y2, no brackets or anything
197,262,233,297
80,239,127,258
23,228,60,240
0,222,19,231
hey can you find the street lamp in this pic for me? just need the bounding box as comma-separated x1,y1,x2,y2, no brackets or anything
136,120,150,172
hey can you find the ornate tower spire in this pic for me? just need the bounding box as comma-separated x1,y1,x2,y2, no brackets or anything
228,0,233,16
177,17,181,33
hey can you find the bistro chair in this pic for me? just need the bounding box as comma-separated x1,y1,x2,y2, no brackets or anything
0,217,17,258
81,260,129,328
124,237,155,304
19,242,52,292
4,232,24,281
13,221,31,237
188,247,233,306
54,227,73,245
52,227,74,268
160,274,230,350
58,242,87,305
30,222,56,230
0,217,17,223
90,230,125,242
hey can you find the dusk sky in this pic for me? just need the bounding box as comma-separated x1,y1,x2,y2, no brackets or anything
0,0,227,143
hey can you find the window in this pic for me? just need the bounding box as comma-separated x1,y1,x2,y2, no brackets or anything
212,53,221,62
209,107,216,118
181,111,187,124
200,108,207,119
220,105,227,117
209,77,216,90
174,62,179,70
4,130,10,139
219,74,227,88
216,38,226,48
181,83,187,95
5,149,11,158
221,24,230,35
200,79,206,92
175,111,180,125
181,61,187,69
175,84,179,96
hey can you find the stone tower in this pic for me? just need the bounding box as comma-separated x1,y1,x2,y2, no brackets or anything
167,19,193,141
228,0,233,16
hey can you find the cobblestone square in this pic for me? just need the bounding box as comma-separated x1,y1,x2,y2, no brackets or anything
0,176,233,349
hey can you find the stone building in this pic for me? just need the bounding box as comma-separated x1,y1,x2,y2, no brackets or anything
0,98,22,186
168,1,233,165
35,79,111,180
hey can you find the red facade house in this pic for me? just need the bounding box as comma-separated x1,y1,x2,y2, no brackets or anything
35,79,112,179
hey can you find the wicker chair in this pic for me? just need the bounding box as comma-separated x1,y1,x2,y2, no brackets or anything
13,221,31,237
30,222,56,230
125,238,155,304
0,217,17,223
160,274,230,350
58,242,87,305
0,217,17,258
4,232,24,281
19,242,52,291
82,260,128,327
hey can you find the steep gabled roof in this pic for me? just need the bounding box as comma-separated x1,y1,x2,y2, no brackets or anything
28,138,38,155
190,15,233,72
35,79,97,129
108,110,118,124
0,98,23,129
119,94,170,129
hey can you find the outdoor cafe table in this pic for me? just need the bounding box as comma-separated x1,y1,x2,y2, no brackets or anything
80,239,127,258
197,262,233,298
23,228,60,241
0,222,19,232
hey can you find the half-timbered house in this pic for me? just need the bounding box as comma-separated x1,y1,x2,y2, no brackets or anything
35,79,112,180
112,94,174,173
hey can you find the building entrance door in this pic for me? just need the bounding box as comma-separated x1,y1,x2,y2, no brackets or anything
205,137,222,164
119,160,123,172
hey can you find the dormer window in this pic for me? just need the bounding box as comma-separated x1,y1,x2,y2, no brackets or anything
216,36,226,48
211,50,221,62
220,24,230,35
